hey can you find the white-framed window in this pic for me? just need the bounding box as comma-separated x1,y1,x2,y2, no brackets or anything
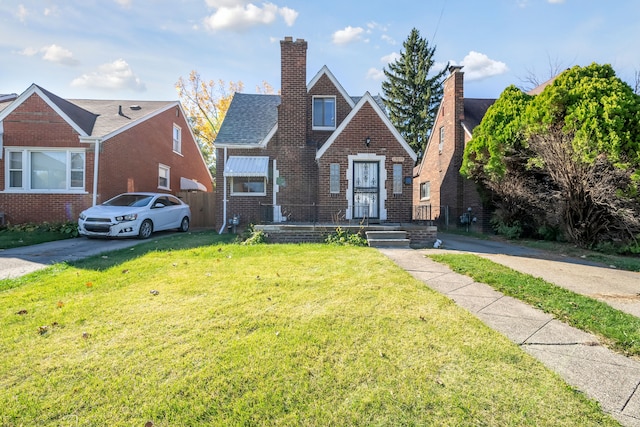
5,148,85,192
438,126,445,153
231,177,266,196
330,163,340,194
393,164,402,195
312,96,336,130
172,124,182,154
158,164,170,190
420,182,431,200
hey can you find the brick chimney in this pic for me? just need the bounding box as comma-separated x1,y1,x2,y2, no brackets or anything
278,36,307,147
276,37,316,216
443,65,467,217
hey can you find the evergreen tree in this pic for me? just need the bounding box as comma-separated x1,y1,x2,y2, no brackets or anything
382,28,448,155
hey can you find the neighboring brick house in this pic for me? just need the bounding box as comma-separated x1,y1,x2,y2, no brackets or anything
0,84,212,225
412,65,496,230
215,37,417,232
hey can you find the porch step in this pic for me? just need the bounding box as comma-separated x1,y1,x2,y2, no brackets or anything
365,230,410,248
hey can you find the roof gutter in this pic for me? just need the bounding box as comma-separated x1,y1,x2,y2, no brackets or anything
218,147,228,234
80,137,101,206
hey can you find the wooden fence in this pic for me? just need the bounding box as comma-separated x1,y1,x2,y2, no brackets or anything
177,191,216,228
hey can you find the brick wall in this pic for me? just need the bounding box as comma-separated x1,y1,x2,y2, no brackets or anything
413,66,487,229
0,93,212,224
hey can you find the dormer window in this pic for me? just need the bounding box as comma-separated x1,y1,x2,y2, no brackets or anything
312,96,336,130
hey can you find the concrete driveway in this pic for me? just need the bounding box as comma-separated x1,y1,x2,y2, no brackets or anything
0,236,155,279
433,232,640,318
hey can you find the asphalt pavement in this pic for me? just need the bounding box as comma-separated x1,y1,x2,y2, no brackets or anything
0,236,149,279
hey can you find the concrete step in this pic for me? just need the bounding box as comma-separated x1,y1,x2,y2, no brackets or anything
366,230,410,248
367,238,411,248
365,230,407,240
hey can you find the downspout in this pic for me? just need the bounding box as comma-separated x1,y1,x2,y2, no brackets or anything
218,147,228,234
92,139,101,206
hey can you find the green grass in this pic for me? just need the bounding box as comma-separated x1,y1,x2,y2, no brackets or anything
0,239,619,426
430,253,640,357
0,228,75,249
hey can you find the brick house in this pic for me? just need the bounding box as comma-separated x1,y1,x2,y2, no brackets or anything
0,84,212,225
412,66,496,230
215,37,417,232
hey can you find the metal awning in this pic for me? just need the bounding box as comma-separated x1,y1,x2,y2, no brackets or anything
180,177,207,191
223,156,269,177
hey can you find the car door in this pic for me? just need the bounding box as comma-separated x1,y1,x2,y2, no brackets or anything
153,196,183,230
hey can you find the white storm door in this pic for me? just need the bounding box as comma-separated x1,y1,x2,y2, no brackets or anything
353,161,379,219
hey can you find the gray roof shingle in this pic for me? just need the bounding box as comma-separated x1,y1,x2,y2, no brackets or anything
215,93,281,145
463,98,496,132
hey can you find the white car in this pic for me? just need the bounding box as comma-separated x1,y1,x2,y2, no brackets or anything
78,193,191,239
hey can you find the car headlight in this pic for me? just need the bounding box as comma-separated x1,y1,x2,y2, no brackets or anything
79,212,87,221
115,213,138,222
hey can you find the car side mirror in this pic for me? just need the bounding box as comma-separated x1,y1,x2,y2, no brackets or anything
153,203,164,208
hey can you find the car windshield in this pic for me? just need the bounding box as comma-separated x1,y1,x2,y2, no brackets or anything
103,194,154,207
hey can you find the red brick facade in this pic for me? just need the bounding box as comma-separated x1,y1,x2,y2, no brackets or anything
413,67,487,230
215,37,416,231
0,89,212,225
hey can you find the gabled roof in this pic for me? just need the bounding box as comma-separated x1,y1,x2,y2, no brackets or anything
70,99,178,140
461,98,496,137
0,83,178,141
308,65,355,109
215,93,281,148
316,92,416,161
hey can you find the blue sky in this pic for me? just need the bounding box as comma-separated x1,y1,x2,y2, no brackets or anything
1,0,639,102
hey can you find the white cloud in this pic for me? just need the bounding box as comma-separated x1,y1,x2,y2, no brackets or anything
381,34,396,45
332,26,365,45
17,44,78,66
18,47,39,56
381,52,400,65
17,4,28,22
548,0,565,3
114,0,133,7
42,44,79,66
457,51,508,81
279,6,298,26
366,67,384,81
71,59,146,92
203,2,297,31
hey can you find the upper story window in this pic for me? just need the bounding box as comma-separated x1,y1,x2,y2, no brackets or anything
438,126,445,153
313,96,336,130
173,124,182,154
5,148,85,193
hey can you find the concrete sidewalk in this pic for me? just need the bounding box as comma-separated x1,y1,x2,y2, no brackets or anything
379,247,640,427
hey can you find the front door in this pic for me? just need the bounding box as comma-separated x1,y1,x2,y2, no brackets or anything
353,161,379,219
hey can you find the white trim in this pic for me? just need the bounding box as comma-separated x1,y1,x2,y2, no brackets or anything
229,176,267,196
307,66,355,109
4,146,87,193
316,92,417,162
216,123,277,149
158,163,171,190
312,95,337,130
172,123,182,154
345,153,387,221
0,84,89,136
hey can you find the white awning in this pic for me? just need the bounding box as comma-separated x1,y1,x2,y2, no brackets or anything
180,176,207,191
224,156,269,177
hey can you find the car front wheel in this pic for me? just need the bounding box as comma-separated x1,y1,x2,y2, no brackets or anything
179,216,190,232
138,219,153,239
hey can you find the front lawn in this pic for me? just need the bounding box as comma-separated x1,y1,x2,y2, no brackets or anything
0,238,618,426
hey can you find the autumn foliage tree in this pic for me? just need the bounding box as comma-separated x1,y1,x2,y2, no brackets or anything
176,71,244,175
463,63,640,249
